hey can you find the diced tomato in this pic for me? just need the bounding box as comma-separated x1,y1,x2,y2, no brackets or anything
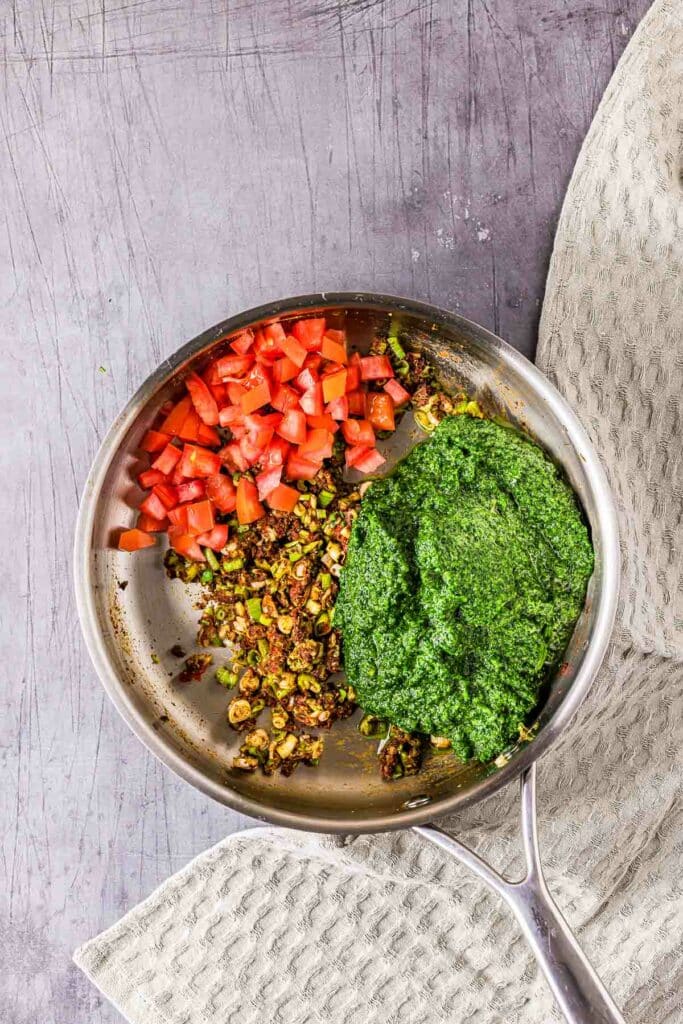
286,453,320,480
263,322,287,345
171,463,187,486
209,382,228,405
219,404,245,430
353,447,387,474
195,524,229,551
261,437,290,468
216,353,254,378
321,336,347,364
196,421,221,447
167,506,189,530
342,419,375,446
203,360,222,386
152,483,178,510
205,474,236,513
272,356,299,384
186,499,215,535
266,483,300,513
140,430,171,453
360,355,394,380
118,528,156,551
291,317,326,350
230,330,255,354
239,434,266,466
137,512,167,532
367,392,395,431
298,428,333,462
219,442,249,472
303,352,323,373
176,479,206,504
345,364,361,392
294,367,319,393
160,395,192,436
139,490,168,522
276,409,307,445
236,477,265,524
168,527,205,562
281,336,307,368
325,395,349,421
307,413,339,433
254,412,282,430
271,384,300,413
151,443,182,475
179,444,222,479
384,378,411,407
298,384,324,416
138,468,167,490
322,368,347,403
185,371,219,426
253,329,282,362
324,328,345,344
241,381,271,415
227,382,247,406
255,465,282,500
177,407,202,442
346,389,366,416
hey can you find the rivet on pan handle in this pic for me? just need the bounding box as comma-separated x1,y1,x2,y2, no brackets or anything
414,764,626,1024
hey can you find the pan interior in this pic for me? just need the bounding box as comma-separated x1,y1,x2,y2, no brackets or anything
81,298,610,830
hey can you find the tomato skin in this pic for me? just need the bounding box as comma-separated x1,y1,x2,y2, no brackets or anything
137,512,168,532
276,409,307,445
185,371,219,426
195,524,229,551
236,477,265,524
216,353,254,378
168,527,205,561
266,483,300,512
325,395,349,421
298,384,324,416
341,419,375,446
291,317,326,350
255,465,282,500
322,368,347,404
298,428,333,462
186,499,215,535
241,381,271,415
360,355,394,380
272,357,299,384
367,392,395,431
281,336,307,368
176,479,206,504
285,453,320,480
152,443,182,475
141,430,171,453
321,336,347,364
384,378,411,406
271,384,300,413
345,365,361,392
205,474,236,513
230,330,255,354
118,528,156,551
138,468,168,490
160,395,193,436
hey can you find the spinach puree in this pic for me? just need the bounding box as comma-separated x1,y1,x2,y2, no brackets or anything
335,414,594,762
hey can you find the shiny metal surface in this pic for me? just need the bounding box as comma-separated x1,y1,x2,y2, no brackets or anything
74,292,620,833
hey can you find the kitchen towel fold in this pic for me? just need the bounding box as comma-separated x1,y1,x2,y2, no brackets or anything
74,2,683,1021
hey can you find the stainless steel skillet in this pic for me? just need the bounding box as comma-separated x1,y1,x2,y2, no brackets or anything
74,294,623,1024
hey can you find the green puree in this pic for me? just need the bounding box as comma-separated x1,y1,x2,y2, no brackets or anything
336,414,594,762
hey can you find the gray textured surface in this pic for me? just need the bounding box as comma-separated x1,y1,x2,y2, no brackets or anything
1,2,652,1021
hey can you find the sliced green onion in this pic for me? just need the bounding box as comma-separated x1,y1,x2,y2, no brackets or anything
200,569,214,585
388,336,405,360
318,489,335,508
222,557,244,573
205,548,220,571
246,597,262,622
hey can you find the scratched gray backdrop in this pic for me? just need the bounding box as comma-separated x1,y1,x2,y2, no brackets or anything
1,1,652,1021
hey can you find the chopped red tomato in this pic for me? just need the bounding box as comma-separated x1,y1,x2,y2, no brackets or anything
160,395,193,436
239,433,267,465
241,381,271,415
298,428,334,462
346,390,366,416
236,477,265,524
271,384,300,413
186,499,215,535
307,414,339,433
205,474,236,513
196,421,221,447
140,430,171,453
262,437,290,467
152,483,179,510
151,443,182,475
298,384,324,416
291,317,326,350
286,453,320,480
168,527,205,561
303,352,323,373
325,395,349,421
342,419,375,447
167,506,189,530
321,335,347,364
137,512,167,532
219,442,249,472
272,356,299,384
216,353,254,378
255,465,282,500
227,382,247,406
264,322,287,346
281,336,307,368
209,382,228,405
294,367,319,393
179,444,222,479
266,483,300,513
253,329,282,362
219,404,245,430
140,490,169,522
276,409,307,445
353,447,386,474
195,523,228,551
322,368,347,403
176,479,206,504
230,330,255,354
177,407,202,443
185,372,219,426
360,355,394,380
119,528,156,551
367,392,395,431
138,468,167,490
384,378,411,406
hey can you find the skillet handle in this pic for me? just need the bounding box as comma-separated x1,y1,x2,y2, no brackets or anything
413,765,625,1024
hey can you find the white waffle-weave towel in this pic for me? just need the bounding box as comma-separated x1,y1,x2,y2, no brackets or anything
75,2,683,1021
